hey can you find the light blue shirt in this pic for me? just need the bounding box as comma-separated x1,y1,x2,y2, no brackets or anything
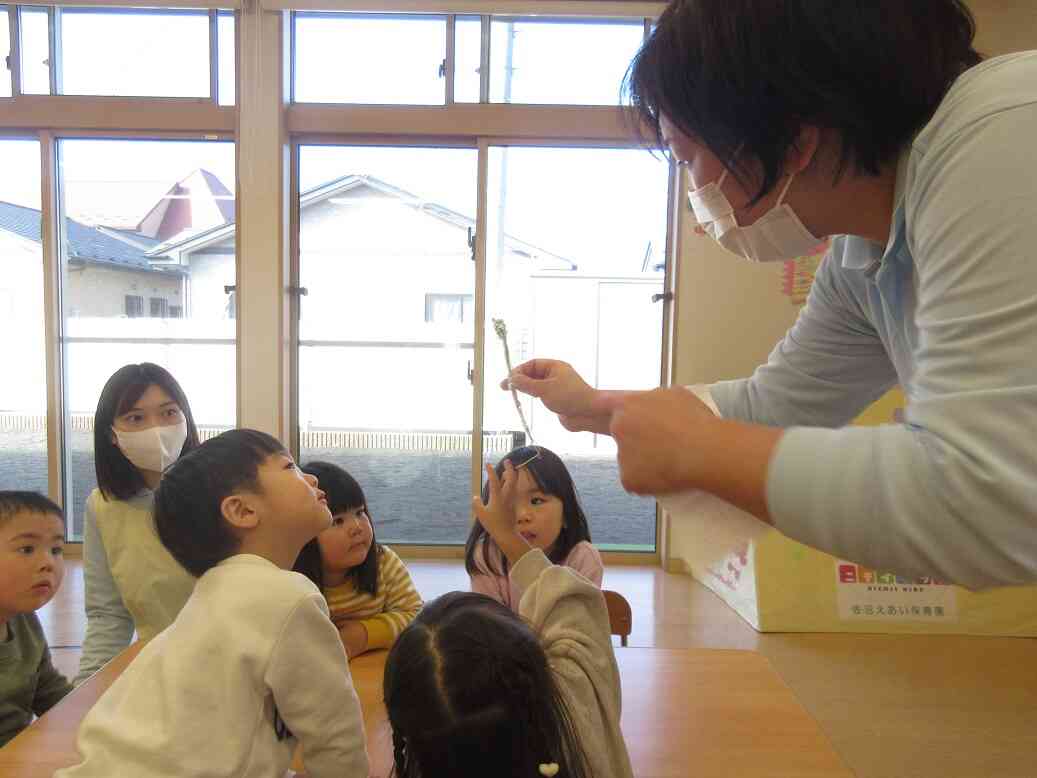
711,52,1037,590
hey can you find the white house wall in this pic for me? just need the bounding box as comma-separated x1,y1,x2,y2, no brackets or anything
64,264,183,319
187,246,236,320
0,233,48,413
296,195,477,431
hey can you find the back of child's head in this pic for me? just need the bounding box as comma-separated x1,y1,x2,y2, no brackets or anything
464,445,591,576
293,461,380,593
0,491,64,527
384,591,591,778
154,428,287,578
95,362,200,500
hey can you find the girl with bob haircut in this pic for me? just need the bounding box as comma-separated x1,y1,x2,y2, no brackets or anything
385,459,633,778
464,445,603,611
75,363,200,684
293,461,422,658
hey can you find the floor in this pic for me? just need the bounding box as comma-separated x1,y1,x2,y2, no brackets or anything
38,559,1037,778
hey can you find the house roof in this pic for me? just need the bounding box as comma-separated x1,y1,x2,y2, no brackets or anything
0,200,185,275
136,169,235,242
147,173,578,270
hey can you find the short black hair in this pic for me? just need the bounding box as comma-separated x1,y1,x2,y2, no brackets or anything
154,429,287,578
464,446,592,578
625,0,982,203
385,592,592,778
293,461,381,596
0,491,64,527
94,363,201,501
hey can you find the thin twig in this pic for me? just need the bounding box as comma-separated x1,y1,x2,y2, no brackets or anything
493,318,534,444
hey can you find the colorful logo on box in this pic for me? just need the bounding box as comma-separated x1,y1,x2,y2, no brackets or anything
837,563,947,587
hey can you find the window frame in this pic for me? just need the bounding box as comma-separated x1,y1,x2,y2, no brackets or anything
1,2,675,565
7,5,232,101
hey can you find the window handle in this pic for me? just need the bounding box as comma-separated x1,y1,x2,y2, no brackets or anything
651,292,673,303
224,285,236,295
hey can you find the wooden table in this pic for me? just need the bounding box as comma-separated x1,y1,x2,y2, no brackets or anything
0,645,850,777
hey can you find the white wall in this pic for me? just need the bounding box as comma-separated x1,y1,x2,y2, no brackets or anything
185,245,235,321
65,264,182,318
0,233,47,413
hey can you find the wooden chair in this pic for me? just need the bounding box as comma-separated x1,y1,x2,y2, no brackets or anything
603,589,632,647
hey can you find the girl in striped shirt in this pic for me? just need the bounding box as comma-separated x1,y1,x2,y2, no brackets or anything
293,461,422,658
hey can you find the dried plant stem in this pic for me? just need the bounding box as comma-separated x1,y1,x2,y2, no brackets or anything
493,319,534,444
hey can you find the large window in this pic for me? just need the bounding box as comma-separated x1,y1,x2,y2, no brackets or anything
294,13,447,104
59,139,237,539
0,139,46,494
297,144,479,545
16,6,234,100
294,12,649,107
3,3,675,556
482,147,669,550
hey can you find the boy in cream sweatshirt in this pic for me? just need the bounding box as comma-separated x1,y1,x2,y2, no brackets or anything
56,429,369,778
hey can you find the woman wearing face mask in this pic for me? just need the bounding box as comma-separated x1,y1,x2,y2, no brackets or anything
74,363,200,684
506,0,1037,590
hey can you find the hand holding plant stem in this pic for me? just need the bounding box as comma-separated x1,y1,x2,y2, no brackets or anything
493,318,534,444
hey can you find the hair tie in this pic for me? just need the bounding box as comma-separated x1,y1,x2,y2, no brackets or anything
538,764,559,777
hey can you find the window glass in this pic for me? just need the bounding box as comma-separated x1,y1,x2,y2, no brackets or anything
294,13,446,105
452,15,481,103
59,139,237,540
0,139,46,495
59,8,210,98
482,146,669,550
218,10,235,105
298,145,478,545
19,7,50,95
489,18,644,105
1,7,11,98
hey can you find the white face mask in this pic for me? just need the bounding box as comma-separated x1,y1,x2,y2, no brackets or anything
113,421,189,474
687,168,823,263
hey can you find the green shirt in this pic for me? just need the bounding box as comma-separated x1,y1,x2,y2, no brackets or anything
0,612,73,746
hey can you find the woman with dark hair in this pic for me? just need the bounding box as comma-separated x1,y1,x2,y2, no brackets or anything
508,1,1037,590
75,363,200,683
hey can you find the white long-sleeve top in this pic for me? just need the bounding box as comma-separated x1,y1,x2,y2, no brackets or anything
511,548,634,778
709,52,1037,590
56,554,369,778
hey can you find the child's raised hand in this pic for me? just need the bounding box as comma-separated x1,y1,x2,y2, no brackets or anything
472,461,532,566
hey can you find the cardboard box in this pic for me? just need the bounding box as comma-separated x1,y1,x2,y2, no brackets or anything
664,389,1037,636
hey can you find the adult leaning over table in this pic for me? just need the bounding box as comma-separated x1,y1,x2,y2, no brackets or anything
504,0,1037,590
